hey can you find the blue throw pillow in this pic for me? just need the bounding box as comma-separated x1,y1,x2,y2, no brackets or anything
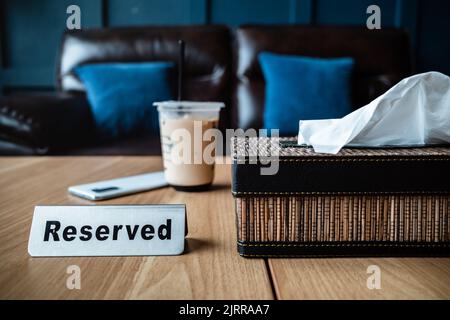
75,62,174,138
259,52,354,136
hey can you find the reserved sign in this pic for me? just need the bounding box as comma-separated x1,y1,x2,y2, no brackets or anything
28,205,186,257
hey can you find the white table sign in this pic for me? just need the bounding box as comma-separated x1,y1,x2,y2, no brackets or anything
28,205,186,257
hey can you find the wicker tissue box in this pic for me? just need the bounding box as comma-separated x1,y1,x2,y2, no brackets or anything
231,137,450,258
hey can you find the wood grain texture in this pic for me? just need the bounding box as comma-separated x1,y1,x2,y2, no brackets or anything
269,258,450,300
0,157,273,300
2,156,449,300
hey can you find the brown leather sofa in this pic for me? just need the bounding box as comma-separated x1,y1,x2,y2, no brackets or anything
0,25,411,155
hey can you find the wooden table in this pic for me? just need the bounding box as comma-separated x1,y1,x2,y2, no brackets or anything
1,156,449,300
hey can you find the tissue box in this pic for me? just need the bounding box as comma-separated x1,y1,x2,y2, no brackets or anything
231,137,450,257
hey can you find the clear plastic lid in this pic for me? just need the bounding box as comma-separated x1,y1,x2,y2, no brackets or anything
154,100,225,112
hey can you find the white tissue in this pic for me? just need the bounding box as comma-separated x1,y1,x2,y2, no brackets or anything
297,71,450,154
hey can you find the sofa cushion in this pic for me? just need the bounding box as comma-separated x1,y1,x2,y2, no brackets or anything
234,25,412,130
75,62,173,139
259,52,354,135
58,25,232,133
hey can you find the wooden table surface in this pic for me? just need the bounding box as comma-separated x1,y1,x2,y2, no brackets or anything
0,156,449,300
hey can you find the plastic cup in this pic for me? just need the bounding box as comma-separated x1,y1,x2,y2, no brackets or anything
154,101,224,191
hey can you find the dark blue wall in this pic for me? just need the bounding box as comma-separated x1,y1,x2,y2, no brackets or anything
1,0,450,91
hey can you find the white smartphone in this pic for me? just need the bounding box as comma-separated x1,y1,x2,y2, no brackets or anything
68,171,168,201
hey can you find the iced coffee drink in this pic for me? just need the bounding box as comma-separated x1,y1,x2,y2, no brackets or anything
154,101,224,191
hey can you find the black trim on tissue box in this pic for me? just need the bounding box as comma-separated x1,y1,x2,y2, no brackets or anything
237,241,450,258
231,155,450,196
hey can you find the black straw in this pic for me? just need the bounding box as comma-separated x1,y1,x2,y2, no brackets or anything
177,40,185,101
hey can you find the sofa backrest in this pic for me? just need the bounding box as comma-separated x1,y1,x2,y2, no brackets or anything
57,25,412,132
57,25,232,130
233,25,412,130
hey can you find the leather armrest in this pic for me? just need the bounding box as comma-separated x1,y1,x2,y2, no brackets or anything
0,93,95,154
